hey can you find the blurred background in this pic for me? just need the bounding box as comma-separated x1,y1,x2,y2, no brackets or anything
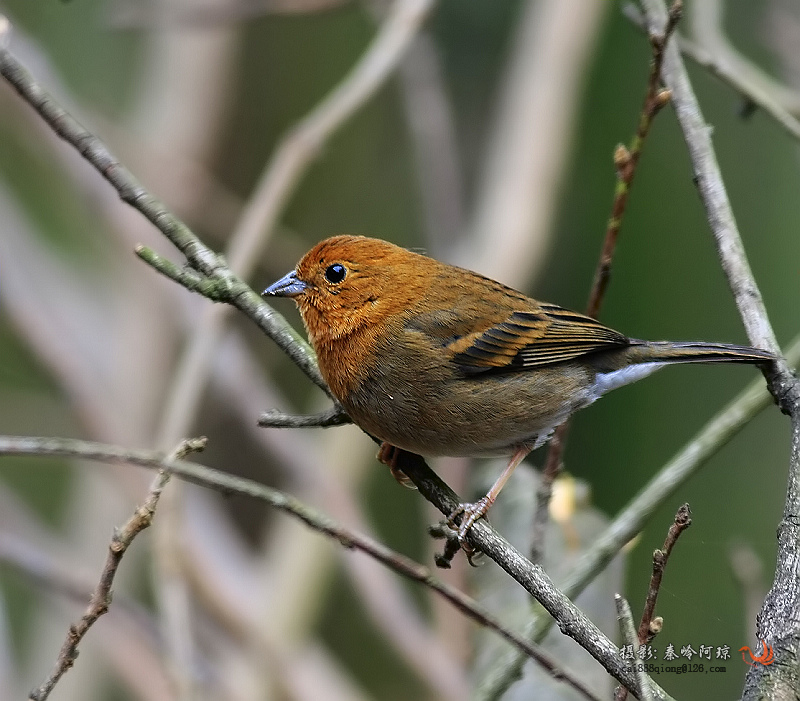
1,0,799,699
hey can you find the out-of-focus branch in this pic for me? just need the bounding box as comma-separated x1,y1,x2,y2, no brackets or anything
0,435,605,701
623,4,800,142
26,438,206,701
688,0,800,115
729,541,766,644
258,406,352,428
110,0,354,29
397,31,465,253
455,0,609,288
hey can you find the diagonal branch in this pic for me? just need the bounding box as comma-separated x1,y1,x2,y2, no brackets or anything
391,450,673,700
639,0,780,356
0,435,604,701
0,33,326,395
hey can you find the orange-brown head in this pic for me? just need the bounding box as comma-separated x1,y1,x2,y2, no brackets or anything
263,235,436,348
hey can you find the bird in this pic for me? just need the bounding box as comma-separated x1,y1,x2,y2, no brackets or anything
263,235,772,541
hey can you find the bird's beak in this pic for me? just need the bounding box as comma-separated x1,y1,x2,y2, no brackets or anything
262,270,308,298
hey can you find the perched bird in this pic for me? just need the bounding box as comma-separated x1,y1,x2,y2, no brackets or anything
264,235,772,540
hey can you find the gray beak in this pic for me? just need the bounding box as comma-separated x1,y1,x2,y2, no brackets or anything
262,270,309,298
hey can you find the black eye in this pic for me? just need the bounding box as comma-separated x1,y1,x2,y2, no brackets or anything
325,264,347,284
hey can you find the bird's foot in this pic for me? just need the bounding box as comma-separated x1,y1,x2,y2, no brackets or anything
447,496,492,544
377,442,417,489
430,521,483,568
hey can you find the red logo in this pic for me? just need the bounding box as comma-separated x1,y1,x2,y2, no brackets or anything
739,640,774,666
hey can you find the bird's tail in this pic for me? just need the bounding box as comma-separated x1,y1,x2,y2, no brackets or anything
629,340,773,365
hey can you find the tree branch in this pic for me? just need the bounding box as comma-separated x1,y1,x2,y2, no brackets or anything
391,450,673,700
636,503,692,646
616,503,692,701
615,595,653,701
0,40,327,395
639,2,799,698
0,435,604,701
258,405,352,428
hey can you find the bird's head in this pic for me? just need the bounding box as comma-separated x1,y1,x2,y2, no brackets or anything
263,235,434,344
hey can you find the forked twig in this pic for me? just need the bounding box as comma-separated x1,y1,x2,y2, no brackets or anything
27,438,207,701
615,503,692,701
637,503,692,644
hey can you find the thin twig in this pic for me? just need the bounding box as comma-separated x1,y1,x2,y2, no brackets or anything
616,503,692,701
0,435,604,701
623,4,800,142
588,0,681,318
615,595,653,701
258,405,351,428
636,503,692,645
26,437,206,701
530,0,681,565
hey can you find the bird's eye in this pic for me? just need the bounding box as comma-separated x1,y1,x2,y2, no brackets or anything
324,264,347,284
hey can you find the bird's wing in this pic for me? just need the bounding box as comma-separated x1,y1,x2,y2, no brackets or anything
409,302,630,376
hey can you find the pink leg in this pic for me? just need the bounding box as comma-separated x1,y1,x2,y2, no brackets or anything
448,445,532,542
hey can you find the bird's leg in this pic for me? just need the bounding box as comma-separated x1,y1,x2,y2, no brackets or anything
377,442,417,489
448,445,532,543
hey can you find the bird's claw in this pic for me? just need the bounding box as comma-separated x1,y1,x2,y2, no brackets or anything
430,519,484,568
377,442,417,489
447,496,492,544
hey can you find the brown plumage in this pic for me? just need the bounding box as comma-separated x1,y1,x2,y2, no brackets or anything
264,235,772,539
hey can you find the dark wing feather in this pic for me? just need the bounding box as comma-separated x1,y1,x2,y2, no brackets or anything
450,303,630,375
